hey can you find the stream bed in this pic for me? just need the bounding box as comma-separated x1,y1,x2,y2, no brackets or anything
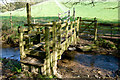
0,47,20,61
1,47,120,78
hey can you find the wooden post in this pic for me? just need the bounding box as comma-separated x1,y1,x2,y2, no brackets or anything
41,59,46,75
94,17,97,41
65,21,68,49
26,3,31,31
58,13,61,20
19,27,26,59
10,13,12,29
57,23,62,59
79,17,82,34
45,26,51,76
70,21,73,44
34,19,36,24
76,17,80,37
68,10,70,22
52,21,57,75
19,26,29,71
111,26,113,38
73,21,77,45
73,8,75,20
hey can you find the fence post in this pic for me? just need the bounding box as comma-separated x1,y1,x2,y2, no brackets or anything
57,22,62,59
45,26,51,76
26,3,31,31
111,26,113,38
52,21,58,76
10,13,12,29
94,17,97,41
79,17,82,34
19,26,26,59
58,13,61,20
19,26,29,71
76,17,80,40
73,8,75,20
73,20,77,45
65,21,69,49
68,10,70,22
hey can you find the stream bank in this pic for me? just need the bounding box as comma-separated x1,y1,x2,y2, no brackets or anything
1,37,120,79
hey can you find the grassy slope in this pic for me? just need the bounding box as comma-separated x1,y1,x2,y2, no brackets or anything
0,1,118,23
74,2,118,23
0,0,67,17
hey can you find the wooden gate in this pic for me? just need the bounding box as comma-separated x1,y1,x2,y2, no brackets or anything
79,17,97,40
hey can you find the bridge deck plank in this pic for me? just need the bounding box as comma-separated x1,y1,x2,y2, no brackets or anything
20,57,44,67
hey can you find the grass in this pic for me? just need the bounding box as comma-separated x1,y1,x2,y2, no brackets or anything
0,0,65,17
0,0,119,43
75,2,118,23
0,1,118,23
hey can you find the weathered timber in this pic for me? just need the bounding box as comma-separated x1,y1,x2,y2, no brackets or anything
24,23,53,26
45,27,51,76
26,3,31,31
20,57,44,67
52,21,57,75
94,17,97,41
19,3,101,77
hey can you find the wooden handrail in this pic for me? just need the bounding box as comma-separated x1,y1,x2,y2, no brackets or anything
24,23,53,26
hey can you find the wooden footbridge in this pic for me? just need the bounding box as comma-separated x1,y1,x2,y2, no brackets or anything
18,3,98,77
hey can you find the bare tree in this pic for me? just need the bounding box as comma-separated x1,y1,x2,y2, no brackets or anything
2,0,13,29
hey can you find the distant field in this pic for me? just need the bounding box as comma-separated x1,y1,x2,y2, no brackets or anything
72,2,118,23
0,0,118,27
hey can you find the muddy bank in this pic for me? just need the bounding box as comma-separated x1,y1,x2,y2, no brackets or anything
57,50,120,79
1,30,19,48
57,38,120,79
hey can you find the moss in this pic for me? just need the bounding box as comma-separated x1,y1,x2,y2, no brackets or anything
94,38,117,49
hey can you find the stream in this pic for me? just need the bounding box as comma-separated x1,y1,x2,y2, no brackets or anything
0,47,20,61
75,53,120,72
1,47,120,76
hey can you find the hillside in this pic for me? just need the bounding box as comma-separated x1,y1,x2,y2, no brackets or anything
0,0,118,23
0,0,68,17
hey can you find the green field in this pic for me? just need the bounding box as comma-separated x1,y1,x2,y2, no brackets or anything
0,0,119,28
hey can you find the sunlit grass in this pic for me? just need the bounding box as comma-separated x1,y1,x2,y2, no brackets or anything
0,1,118,24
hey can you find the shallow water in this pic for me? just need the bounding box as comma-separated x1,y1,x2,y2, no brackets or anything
0,47,20,61
0,47,120,72
75,53,120,72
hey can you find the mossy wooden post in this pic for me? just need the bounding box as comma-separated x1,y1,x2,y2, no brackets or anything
65,21,68,50
45,26,51,76
68,10,70,21
26,3,31,31
58,13,61,20
73,8,75,20
111,26,113,38
94,17,97,41
77,17,80,39
79,17,82,34
52,21,57,75
73,21,76,45
19,26,28,71
19,26,26,60
10,13,12,29
70,21,73,44
57,23,62,59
